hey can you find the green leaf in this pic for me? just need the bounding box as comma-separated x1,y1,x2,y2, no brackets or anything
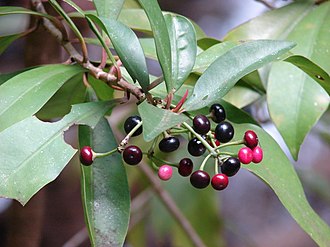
137,0,172,92
0,101,118,205
88,75,114,101
93,0,124,19
197,37,221,50
87,14,150,92
36,74,87,120
138,101,188,142
0,33,21,55
285,55,330,95
164,13,197,91
230,123,330,246
139,38,157,60
79,118,130,247
0,64,85,132
184,40,295,111
0,6,54,19
268,2,330,159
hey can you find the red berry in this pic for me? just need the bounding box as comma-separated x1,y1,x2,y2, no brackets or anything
252,146,263,163
193,115,210,135
123,145,143,165
238,147,253,164
80,146,94,166
190,170,210,189
178,158,194,177
211,174,229,190
158,165,173,181
244,130,258,148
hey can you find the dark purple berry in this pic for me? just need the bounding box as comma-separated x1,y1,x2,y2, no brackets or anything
158,136,180,152
188,137,206,156
80,146,94,166
190,170,210,189
211,174,229,190
244,130,258,148
221,157,241,177
193,115,210,135
215,121,234,143
124,115,142,137
209,103,226,123
178,158,194,177
123,145,142,165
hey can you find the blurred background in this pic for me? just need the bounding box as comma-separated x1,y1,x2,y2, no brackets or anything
0,0,329,246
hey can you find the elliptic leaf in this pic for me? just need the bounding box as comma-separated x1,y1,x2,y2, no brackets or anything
183,40,295,111
0,64,85,132
93,0,124,19
79,118,130,247
0,101,117,205
164,13,197,91
0,6,54,19
87,14,150,92
137,0,172,92
138,101,188,142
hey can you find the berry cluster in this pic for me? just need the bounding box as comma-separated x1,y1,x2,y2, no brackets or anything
79,103,264,192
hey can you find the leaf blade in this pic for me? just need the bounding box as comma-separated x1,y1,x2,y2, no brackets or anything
93,0,124,19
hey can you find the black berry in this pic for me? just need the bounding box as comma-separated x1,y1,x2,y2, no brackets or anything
215,121,234,143
190,170,210,189
159,136,180,152
244,130,258,148
221,157,241,177
211,174,229,190
80,146,94,166
188,137,206,156
209,103,226,123
124,115,142,137
123,145,142,165
193,115,210,135
178,158,194,177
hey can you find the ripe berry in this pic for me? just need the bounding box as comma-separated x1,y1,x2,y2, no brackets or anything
193,115,210,135
190,170,210,189
244,130,258,148
188,137,206,156
123,145,143,165
221,157,241,177
209,103,226,123
158,136,180,152
158,165,173,181
211,174,229,190
178,158,194,177
252,146,263,163
238,147,253,164
80,146,94,166
124,115,142,136
215,121,234,143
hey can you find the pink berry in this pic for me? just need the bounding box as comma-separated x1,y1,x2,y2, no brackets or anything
238,147,253,164
244,130,258,149
252,146,263,163
158,165,173,181
211,174,229,190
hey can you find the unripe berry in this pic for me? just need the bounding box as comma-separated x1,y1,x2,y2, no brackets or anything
158,165,173,181
238,147,253,164
252,146,263,163
80,146,94,166
211,174,229,190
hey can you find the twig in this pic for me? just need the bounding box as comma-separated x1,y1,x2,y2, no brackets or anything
138,163,207,247
30,0,145,101
255,0,275,9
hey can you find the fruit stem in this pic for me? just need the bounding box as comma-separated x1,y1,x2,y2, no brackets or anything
200,153,212,171
215,139,245,150
94,148,118,158
182,122,217,156
147,153,178,167
119,120,143,148
215,157,219,174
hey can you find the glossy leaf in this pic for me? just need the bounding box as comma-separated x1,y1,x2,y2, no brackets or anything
268,2,330,159
93,0,124,19
139,38,157,60
137,0,172,92
183,40,295,111
228,123,330,246
164,13,197,91
0,33,21,55
138,101,188,142
197,37,221,50
0,64,85,132
79,118,130,247
0,101,118,205
87,14,150,92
